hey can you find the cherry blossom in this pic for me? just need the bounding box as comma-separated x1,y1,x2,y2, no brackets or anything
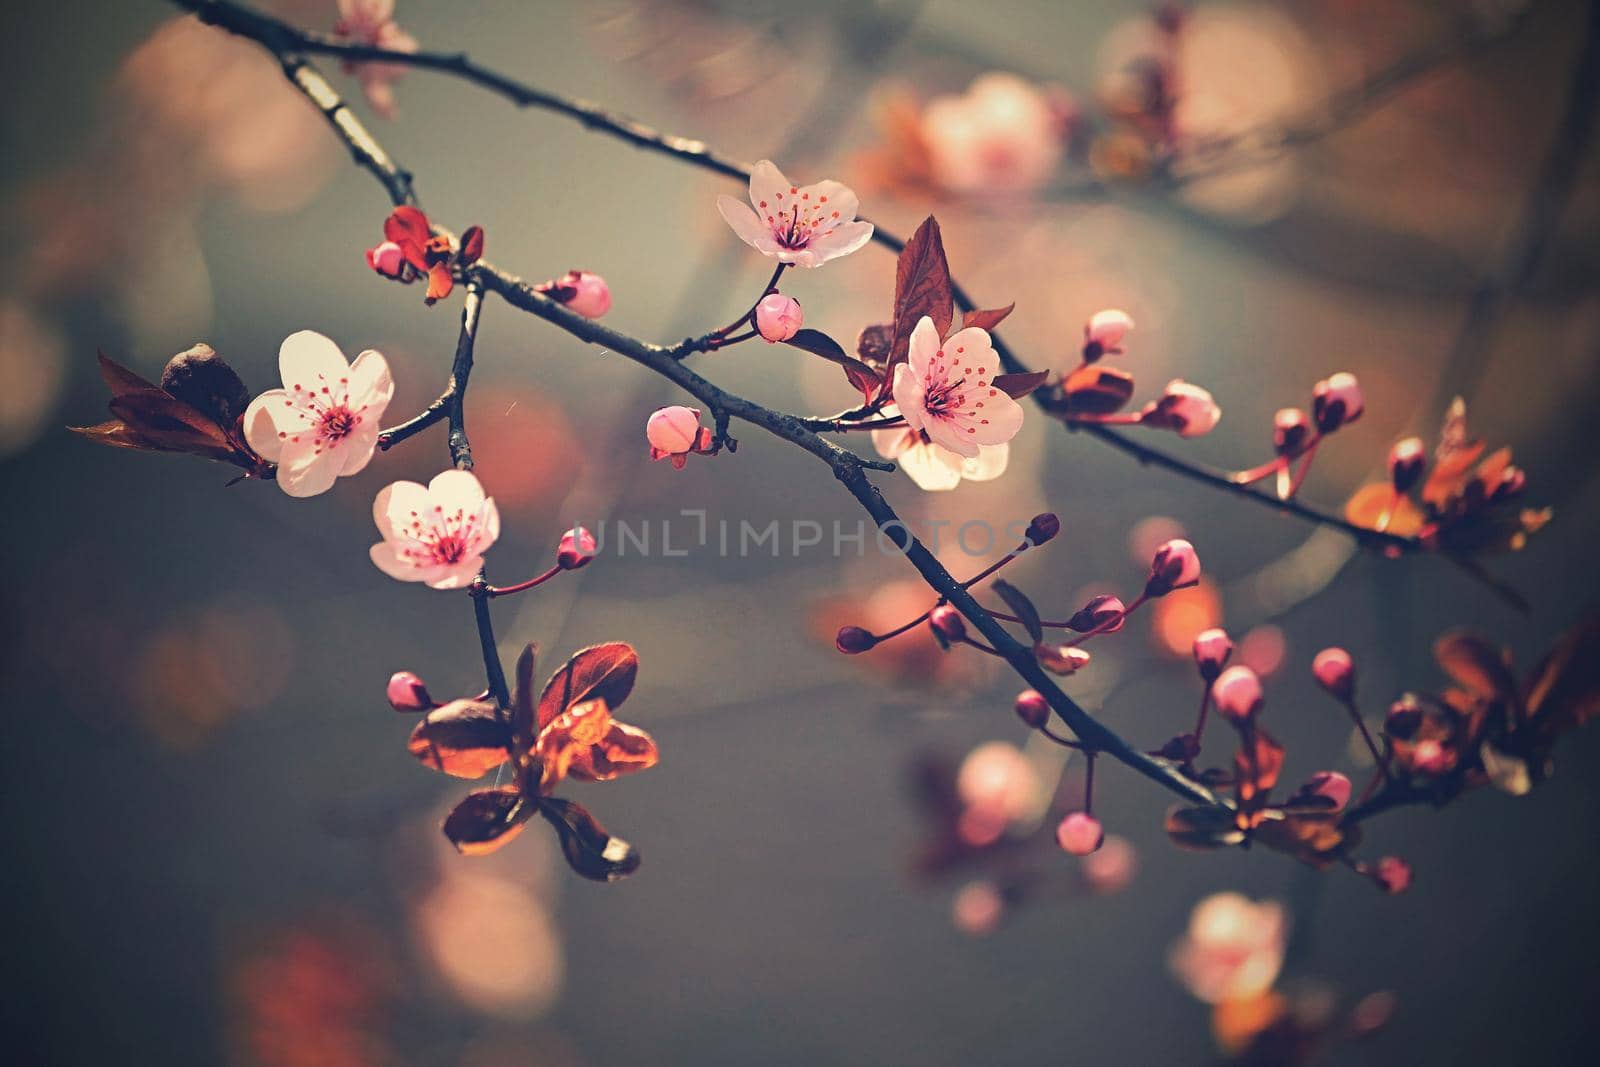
646,405,715,468
1056,812,1105,855
871,403,1009,491
369,469,500,589
535,270,611,319
333,0,419,118
921,73,1064,194
1169,892,1288,1004
243,330,394,497
1212,665,1264,721
891,317,1025,459
754,294,803,342
717,160,874,267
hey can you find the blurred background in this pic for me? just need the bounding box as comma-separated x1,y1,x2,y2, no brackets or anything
3,0,1599,1064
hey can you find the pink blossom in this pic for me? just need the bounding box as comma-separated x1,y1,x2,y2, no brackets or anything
1312,647,1355,700
1212,665,1263,721
1081,835,1138,893
1055,811,1104,855
386,670,433,711
366,240,406,278
1140,379,1220,437
1302,770,1352,811
558,526,597,570
716,160,874,268
1083,308,1135,360
244,330,394,497
1312,371,1364,433
369,469,500,589
871,404,1009,491
536,270,612,319
1144,537,1201,596
334,2,418,119
921,73,1064,195
1169,892,1287,1004
952,880,1006,936
754,294,803,343
956,741,1040,826
891,317,1024,459
1192,627,1234,680
1013,689,1050,728
646,405,714,469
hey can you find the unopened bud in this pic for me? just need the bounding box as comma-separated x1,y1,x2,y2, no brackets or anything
365,240,407,279
1388,436,1427,494
537,270,612,319
1302,770,1352,812
1082,309,1134,362
1192,627,1233,681
1373,855,1413,895
1145,538,1201,597
558,526,597,569
1312,371,1364,433
1312,647,1356,701
929,604,966,641
1026,513,1061,545
1036,643,1092,675
1273,408,1311,458
1385,696,1424,740
161,343,251,425
754,293,803,343
1212,665,1263,721
1068,594,1125,633
386,670,433,712
835,626,877,655
1014,689,1051,729
1055,811,1105,855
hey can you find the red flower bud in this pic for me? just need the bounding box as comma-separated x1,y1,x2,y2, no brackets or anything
835,626,878,654
1212,665,1263,721
1068,594,1126,633
1311,647,1355,701
1192,627,1233,681
929,604,967,641
1026,513,1061,545
1145,538,1201,597
1388,436,1427,494
1014,689,1051,729
1055,812,1105,855
558,526,597,570
1273,408,1311,458
1311,371,1364,433
386,671,433,712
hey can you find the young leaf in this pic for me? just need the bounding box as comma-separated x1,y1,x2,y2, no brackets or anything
991,579,1042,643
887,216,954,372
991,370,1050,399
1523,615,1600,733
1433,630,1518,706
407,699,513,778
538,797,642,882
1062,365,1135,415
96,351,160,397
1164,804,1245,851
784,328,851,362
442,787,531,855
962,303,1015,332
510,642,539,751
536,642,639,730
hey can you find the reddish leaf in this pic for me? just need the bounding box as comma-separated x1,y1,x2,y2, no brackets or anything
887,216,954,374
991,370,1050,399
535,698,659,787
1164,804,1245,851
407,699,512,778
1062,364,1135,415
96,351,160,397
1254,813,1351,870
385,205,432,267
442,787,531,855
844,363,882,402
458,224,485,264
962,303,1015,332
991,579,1042,643
1234,728,1285,811
785,328,851,363
1433,630,1517,705
510,642,539,752
1524,615,1600,733
537,797,641,882
536,642,639,730
424,263,454,305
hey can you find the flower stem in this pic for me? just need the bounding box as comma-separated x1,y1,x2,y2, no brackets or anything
486,564,563,598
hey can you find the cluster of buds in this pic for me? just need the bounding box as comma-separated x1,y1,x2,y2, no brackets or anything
1053,309,1221,438
1232,372,1365,500
366,206,485,305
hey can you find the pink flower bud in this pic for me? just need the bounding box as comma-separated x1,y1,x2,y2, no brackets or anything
558,526,597,569
754,293,803,343
1083,309,1134,361
1055,811,1105,855
835,626,877,654
1312,371,1364,433
1026,513,1061,545
1145,538,1201,596
1385,695,1424,739
1302,770,1352,812
1036,643,1092,675
1014,689,1051,729
386,670,432,711
366,240,407,279
929,604,966,641
1068,594,1125,633
1388,436,1427,494
1373,855,1413,895
1212,665,1263,721
538,270,612,318
1192,627,1234,681
1312,647,1356,701
1142,379,1221,437
646,405,703,455
1273,408,1311,458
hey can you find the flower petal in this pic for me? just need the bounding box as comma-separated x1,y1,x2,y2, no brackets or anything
347,349,394,410
805,220,874,265
337,422,381,476
906,315,942,382
898,442,964,491
746,159,793,212
961,442,1010,482
891,363,928,434
243,390,289,462
276,438,342,497
717,195,770,248
426,554,485,590
373,479,428,539
278,330,349,391
427,468,486,511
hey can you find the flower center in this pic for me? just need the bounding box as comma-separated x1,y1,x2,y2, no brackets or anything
430,534,467,564
926,377,967,416
320,406,357,441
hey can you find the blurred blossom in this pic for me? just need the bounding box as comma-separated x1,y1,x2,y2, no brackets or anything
956,741,1043,829
0,300,67,457
922,73,1064,195
1237,624,1289,678
1126,515,1188,569
1081,834,1138,894
952,880,1006,936
1150,577,1224,658
1169,892,1288,1004
414,869,565,1019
